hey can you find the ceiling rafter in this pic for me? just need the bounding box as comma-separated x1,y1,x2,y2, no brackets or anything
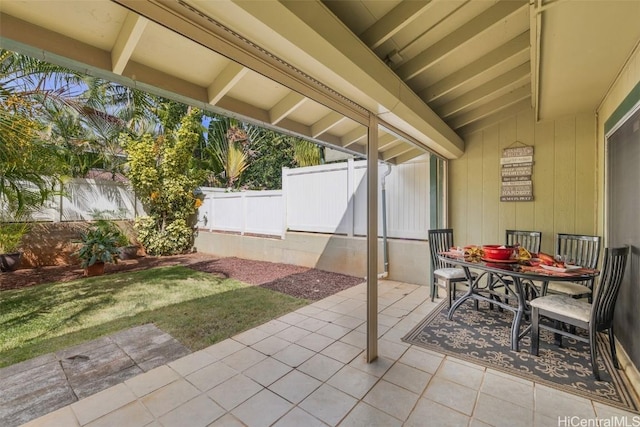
458,98,531,135
448,85,531,129
269,92,307,125
418,31,530,103
378,134,398,150
112,12,148,75
207,61,248,105
381,142,414,162
395,0,527,81
393,148,424,164
360,1,434,50
340,126,367,148
436,62,530,118
311,111,347,138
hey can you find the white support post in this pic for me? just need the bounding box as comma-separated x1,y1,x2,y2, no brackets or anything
366,115,378,363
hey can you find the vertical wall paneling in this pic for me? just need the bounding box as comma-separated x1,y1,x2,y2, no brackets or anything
482,124,501,245
533,119,555,252
515,109,536,229
575,113,597,233
498,117,518,234
554,117,577,234
451,107,597,255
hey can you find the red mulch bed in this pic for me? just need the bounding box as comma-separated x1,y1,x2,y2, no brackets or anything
0,253,363,300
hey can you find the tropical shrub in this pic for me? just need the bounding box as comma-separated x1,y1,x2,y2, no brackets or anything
122,106,205,256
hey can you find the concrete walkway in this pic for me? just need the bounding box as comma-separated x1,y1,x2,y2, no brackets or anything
13,281,640,426
0,324,190,427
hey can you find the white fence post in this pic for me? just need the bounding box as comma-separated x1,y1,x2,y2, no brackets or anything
346,158,354,237
281,168,289,239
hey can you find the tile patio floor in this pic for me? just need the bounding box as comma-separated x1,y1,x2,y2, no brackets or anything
22,280,639,427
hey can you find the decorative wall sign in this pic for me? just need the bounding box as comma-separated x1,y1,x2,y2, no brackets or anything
500,144,533,202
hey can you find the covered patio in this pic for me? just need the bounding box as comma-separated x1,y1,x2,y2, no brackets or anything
2,0,640,424
20,281,637,427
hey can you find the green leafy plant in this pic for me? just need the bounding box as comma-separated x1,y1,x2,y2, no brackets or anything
122,106,205,256
76,224,120,268
93,219,130,247
0,222,29,253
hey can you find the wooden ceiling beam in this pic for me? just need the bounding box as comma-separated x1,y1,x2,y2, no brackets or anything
207,61,248,105
311,111,347,138
437,62,530,118
396,0,526,81
340,126,367,148
449,85,531,129
269,92,307,125
458,98,531,135
419,31,530,103
112,12,148,75
360,1,434,50
381,143,415,162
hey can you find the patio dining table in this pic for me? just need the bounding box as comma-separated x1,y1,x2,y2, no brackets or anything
437,251,600,351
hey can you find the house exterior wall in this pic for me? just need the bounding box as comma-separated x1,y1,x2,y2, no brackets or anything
449,108,597,254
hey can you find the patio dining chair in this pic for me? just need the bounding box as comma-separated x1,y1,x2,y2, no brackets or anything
546,233,601,300
506,229,542,254
428,228,474,307
488,230,542,308
530,246,629,381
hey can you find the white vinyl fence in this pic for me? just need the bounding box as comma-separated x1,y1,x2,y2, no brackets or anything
2,178,141,222
197,156,431,240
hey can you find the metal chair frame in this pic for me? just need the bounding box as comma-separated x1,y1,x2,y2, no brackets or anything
531,246,629,381
428,228,472,306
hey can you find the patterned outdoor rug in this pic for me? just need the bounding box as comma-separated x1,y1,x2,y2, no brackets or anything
403,299,640,413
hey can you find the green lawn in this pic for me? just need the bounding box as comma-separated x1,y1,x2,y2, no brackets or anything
0,266,309,367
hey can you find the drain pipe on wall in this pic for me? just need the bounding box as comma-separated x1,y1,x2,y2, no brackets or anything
378,164,393,279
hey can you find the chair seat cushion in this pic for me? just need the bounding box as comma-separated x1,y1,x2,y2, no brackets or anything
530,294,591,323
434,268,466,279
546,281,591,296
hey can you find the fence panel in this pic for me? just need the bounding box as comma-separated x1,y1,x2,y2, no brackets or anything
61,178,137,221
284,164,351,234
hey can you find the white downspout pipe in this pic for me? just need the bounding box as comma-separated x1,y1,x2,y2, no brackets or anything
378,164,392,279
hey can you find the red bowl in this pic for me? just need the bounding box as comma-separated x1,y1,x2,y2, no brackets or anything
482,245,515,260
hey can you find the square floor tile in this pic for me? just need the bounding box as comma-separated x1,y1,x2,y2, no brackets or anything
321,341,362,364
297,354,344,382
275,326,312,343
534,384,596,419
269,370,322,404
140,379,200,417
326,365,379,399
399,347,443,374
272,344,315,368
125,365,180,397
405,396,471,427
85,402,152,427
474,393,533,427
362,379,419,421
208,413,245,427
71,383,136,425
316,323,351,340
295,333,335,352
423,377,477,416
339,402,402,427
480,371,533,409
243,357,292,387
437,358,484,390
168,350,216,377
234,328,271,346
185,361,237,392
251,336,291,356
207,374,263,411
222,347,267,372
231,389,293,427
348,353,393,378
256,319,290,335
157,394,224,427
204,339,245,360
299,384,357,426
272,407,326,427
382,362,432,395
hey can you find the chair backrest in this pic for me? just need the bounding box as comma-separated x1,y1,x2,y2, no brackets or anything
591,246,629,329
505,230,542,253
428,228,455,270
556,233,601,269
